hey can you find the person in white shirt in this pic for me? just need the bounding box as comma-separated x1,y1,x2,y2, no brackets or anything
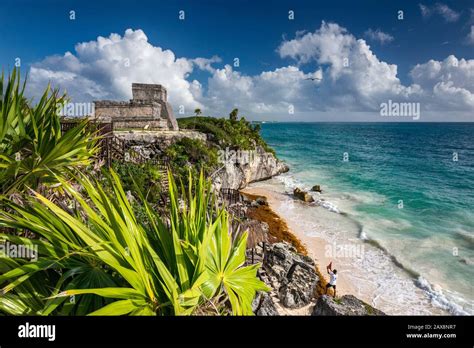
325,262,338,298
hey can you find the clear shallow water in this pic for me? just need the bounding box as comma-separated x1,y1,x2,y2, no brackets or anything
259,122,474,315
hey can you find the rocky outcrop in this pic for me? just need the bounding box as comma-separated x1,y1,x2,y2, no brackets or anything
278,262,318,308
252,292,279,316
212,146,289,191
113,132,287,191
293,187,314,203
311,185,322,193
259,242,318,309
312,295,386,316
252,241,386,316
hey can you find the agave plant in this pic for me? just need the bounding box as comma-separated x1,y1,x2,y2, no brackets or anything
0,68,98,195
0,169,268,315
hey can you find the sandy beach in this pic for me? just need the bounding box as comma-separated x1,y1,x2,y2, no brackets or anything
242,186,360,301
242,182,453,316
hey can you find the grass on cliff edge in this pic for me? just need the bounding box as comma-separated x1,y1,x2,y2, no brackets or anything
177,116,275,155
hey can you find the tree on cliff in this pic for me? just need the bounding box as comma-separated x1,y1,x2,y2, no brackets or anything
253,123,261,134
194,108,202,117
229,108,239,122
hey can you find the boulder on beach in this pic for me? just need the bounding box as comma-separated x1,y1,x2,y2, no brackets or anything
311,185,322,193
293,187,314,203
250,196,268,206
311,295,386,316
278,261,318,308
263,242,318,309
252,292,279,316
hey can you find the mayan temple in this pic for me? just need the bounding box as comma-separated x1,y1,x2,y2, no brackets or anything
94,83,179,131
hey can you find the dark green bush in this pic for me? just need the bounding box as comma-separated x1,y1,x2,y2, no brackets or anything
177,116,275,155
111,161,163,203
165,137,219,185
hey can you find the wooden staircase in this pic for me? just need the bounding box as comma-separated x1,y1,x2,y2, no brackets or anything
60,120,171,202
99,135,171,203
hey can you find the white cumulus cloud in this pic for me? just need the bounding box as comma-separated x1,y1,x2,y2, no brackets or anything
410,55,474,110
277,22,420,111
206,64,321,114
27,29,207,110
27,25,473,121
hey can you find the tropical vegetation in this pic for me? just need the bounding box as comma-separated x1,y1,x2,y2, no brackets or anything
177,110,274,154
0,69,97,196
165,137,219,182
0,69,268,316
0,170,268,315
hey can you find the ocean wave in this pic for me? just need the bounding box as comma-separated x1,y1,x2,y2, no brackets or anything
315,199,340,213
275,173,299,191
340,191,387,205
274,172,472,315
455,229,474,247
363,232,471,315
415,277,470,315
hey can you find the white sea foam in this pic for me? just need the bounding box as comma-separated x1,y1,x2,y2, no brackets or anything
305,231,321,238
415,277,470,315
251,174,473,315
359,230,369,240
275,173,298,190
455,229,474,246
276,174,341,213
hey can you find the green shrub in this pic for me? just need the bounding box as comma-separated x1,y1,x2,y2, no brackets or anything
165,137,219,185
177,116,275,155
0,170,268,315
111,161,163,201
0,69,98,195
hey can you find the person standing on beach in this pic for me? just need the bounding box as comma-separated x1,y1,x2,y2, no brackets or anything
325,262,337,298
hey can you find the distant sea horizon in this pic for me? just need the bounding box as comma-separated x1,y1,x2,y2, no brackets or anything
258,122,473,315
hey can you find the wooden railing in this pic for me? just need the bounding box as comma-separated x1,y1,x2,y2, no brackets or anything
60,120,171,168
60,120,113,136
219,188,243,206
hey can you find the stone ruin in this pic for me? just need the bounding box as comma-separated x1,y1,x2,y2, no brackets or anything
94,83,179,131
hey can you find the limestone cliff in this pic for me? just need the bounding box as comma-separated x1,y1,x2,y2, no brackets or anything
112,130,288,190
211,146,289,191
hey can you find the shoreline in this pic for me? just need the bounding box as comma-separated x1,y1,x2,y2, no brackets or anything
241,179,466,316
242,181,461,315
242,187,362,304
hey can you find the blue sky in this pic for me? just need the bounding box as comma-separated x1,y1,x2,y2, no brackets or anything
1,0,473,121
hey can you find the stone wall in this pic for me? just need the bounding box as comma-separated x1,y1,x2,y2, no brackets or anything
132,83,167,102
113,130,207,159
94,83,179,131
94,101,160,119
161,102,179,130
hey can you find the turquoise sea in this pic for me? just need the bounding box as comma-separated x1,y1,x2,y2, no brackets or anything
259,122,473,315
